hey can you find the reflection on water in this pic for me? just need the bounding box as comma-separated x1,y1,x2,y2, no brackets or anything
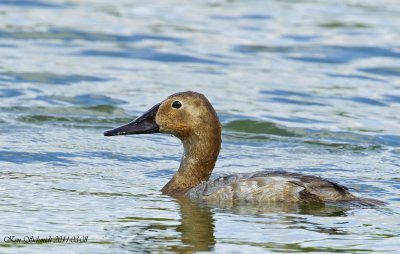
204,201,350,217
112,198,358,253
175,198,216,252
109,198,215,253
0,0,400,253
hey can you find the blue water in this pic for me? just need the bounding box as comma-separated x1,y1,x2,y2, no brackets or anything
0,0,400,253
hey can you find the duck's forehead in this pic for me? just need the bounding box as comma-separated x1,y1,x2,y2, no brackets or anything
166,93,203,106
159,94,203,118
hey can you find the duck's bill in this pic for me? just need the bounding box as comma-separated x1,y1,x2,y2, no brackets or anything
104,103,160,136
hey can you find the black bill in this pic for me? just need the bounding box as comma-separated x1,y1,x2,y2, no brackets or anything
104,103,161,136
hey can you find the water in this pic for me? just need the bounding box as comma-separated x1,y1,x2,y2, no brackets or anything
0,0,399,253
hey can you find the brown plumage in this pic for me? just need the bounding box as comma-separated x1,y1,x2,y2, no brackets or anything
104,91,385,207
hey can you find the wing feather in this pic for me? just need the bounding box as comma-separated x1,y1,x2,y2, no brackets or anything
186,170,383,207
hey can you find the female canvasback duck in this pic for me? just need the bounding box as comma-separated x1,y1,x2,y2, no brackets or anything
104,91,383,207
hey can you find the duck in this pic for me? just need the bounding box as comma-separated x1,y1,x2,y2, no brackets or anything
104,91,384,207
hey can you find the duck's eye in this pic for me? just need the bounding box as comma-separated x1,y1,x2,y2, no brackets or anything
172,101,182,109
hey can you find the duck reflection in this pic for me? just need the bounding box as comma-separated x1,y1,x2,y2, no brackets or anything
173,197,216,252
172,199,349,252
115,199,353,253
114,197,216,253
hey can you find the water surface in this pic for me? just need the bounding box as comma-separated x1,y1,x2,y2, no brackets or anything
0,0,399,253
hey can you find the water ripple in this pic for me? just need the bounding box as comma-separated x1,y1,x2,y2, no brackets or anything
0,151,75,165
0,0,64,8
0,1,399,253
359,67,400,77
0,88,23,97
348,97,388,107
325,73,385,82
223,119,399,150
287,46,400,64
270,97,328,107
0,29,184,44
0,71,109,85
36,94,127,106
80,49,226,65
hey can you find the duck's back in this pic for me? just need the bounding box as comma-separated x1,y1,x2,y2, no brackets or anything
186,171,383,207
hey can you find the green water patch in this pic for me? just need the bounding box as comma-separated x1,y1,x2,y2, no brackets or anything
232,44,307,54
51,188,151,197
303,140,382,152
18,115,132,124
86,105,121,113
117,216,175,222
223,120,386,151
89,241,113,245
3,105,132,127
3,104,126,116
299,129,385,151
319,21,369,28
224,120,300,137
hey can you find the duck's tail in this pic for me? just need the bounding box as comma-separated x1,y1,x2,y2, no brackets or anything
345,197,386,208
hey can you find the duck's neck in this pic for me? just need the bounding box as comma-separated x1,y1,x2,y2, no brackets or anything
161,128,221,197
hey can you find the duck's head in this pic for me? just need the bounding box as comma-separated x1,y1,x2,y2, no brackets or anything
105,91,221,196
104,91,221,141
